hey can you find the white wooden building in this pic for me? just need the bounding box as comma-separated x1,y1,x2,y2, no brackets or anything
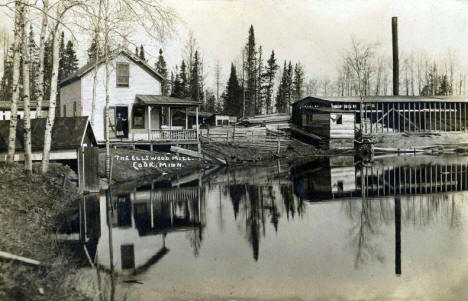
59,48,200,146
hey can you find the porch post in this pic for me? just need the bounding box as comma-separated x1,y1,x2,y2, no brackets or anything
185,107,188,129
168,106,172,130
148,106,152,141
196,106,201,153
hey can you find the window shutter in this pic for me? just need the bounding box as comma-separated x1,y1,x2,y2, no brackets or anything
116,63,129,87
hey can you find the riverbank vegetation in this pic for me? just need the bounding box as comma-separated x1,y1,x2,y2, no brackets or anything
0,163,89,301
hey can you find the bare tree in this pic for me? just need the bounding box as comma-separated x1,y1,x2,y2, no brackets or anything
184,30,198,85
80,0,175,178
22,4,32,176
41,1,78,174
344,37,377,131
90,0,102,127
7,1,23,163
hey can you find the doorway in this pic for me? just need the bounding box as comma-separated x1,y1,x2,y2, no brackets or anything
116,106,129,138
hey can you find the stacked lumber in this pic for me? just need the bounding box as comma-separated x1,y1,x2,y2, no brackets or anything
244,113,291,124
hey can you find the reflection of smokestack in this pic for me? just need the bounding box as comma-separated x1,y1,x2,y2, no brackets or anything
392,17,399,96
395,197,401,275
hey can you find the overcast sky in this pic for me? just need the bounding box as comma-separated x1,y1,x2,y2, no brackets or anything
3,0,468,92
150,0,468,92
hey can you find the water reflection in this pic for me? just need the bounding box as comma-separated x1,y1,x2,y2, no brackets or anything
59,155,468,300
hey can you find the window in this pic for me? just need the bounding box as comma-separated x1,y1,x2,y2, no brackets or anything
337,181,344,192
336,114,343,124
73,102,77,117
132,107,145,129
116,62,130,87
63,105,67,117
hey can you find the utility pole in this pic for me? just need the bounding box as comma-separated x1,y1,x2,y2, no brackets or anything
392,16,399,96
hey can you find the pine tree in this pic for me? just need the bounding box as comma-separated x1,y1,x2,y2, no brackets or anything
28,24,39,102
222,63,242,116
276,62,288,113
190,50,202,103
205,90,216,113
285,61,294,112
438,75,449,96
244,25,257,116
262,50,279,114
293,62,305,101
58,31,65,82
87,34,99,63
180,60,189,97
43,37,53,100
1,45,14,101
63,40,78,78
171,66,184,98
169,71,174,96
155,48,169,95
139,44,145,61
256,45,264,114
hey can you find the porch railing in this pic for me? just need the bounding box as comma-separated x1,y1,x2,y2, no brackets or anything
151,129,197,141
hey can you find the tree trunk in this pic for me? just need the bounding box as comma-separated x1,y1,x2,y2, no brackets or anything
104,5,111,180
41,15,61,174
22,6,32,176
36,0,48,118
90,0,102,127
7,2,23,163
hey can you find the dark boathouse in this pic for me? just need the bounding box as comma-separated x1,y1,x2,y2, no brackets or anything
0,117,98,191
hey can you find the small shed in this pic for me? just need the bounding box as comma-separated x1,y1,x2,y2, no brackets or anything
292,98,355,149
214,115,237,126
0,117,98,191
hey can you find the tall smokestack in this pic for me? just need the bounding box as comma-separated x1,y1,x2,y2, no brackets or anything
392,17,399,96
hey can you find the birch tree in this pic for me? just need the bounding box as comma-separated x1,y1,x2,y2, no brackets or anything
80,0,175,178
35,0,48,118
22,4,32,176
41,1,78,173
6,1,23,163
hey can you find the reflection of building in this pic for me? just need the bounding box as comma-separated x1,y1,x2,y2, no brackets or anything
55,194,101,265
293,155,468,276
292,156,356,201
57,179,205,275
95,181,205,275
293,156,468,201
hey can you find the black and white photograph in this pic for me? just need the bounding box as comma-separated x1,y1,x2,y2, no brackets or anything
1,0,468,300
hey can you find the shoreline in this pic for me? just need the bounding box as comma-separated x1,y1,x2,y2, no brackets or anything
0,163,91,301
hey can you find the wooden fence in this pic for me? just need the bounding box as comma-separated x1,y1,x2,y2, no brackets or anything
200,126,290,152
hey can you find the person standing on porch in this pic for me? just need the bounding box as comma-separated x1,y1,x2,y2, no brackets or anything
116,113,125,140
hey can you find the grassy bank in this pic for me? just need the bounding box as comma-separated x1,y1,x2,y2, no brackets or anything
0,163,90,301
99,148,210,183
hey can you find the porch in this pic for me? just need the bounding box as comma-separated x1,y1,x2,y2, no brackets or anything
109,95,201,145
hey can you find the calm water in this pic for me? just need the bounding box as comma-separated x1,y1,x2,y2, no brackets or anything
60,155,468,301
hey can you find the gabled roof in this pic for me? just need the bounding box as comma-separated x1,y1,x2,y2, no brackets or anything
60,48,165,87
136,94,201,106
0,117,96,152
